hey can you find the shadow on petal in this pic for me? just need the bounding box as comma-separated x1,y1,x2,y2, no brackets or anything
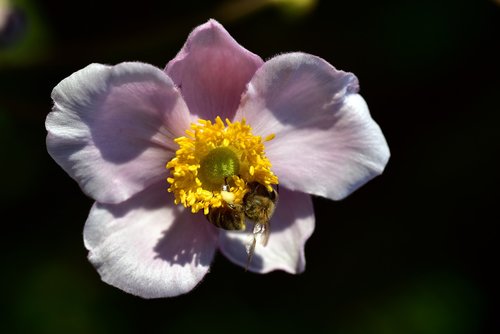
219,234,265,272
90,81,179,164
268,186,313,232
84,184,217,298
239,53,359,131
153,211,217,267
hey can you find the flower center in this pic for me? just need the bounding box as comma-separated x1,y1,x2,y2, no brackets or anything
166,117,278,215
198,147,240,190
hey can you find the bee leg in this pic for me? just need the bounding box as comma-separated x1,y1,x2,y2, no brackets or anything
222,177,229,192
260,223,270,247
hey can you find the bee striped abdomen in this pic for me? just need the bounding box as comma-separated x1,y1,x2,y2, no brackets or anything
206,205,246,231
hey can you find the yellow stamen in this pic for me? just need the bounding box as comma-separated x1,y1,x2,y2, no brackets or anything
166,116,278,214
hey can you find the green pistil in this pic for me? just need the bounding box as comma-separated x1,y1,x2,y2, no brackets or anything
198,147,240,190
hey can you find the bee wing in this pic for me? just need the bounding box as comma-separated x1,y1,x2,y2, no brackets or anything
254,222,270,247
245,232,256,254
245,234,257,271
245,222,271,271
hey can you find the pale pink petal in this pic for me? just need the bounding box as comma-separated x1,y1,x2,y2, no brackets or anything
218,187,314,273
47,62,192,204
84,182,217,298
235,53,390,200
165,19,263,121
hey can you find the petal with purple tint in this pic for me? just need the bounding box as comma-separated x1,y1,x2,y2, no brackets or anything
235,53,390,200
47,62,192,204
165,19,263,121
218,187,314,273
84,182,217,298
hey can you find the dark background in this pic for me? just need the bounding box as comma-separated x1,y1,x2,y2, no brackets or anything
1,0,498,333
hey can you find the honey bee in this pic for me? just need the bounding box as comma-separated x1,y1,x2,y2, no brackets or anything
205,180,278,270
242,182,278,268
206,182,246,231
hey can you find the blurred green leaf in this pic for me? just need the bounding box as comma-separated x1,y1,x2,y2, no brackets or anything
0,0,51,68
335,272,484,334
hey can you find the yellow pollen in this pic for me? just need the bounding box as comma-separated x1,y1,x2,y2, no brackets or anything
264,134,276,141
166,117,278,214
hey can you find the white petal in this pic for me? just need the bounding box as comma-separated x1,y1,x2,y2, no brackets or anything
165,19,263,121
47,62,191,204
84,182,217,298
235,53,390,200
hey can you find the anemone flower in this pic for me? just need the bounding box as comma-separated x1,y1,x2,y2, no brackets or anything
46,19,389,298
